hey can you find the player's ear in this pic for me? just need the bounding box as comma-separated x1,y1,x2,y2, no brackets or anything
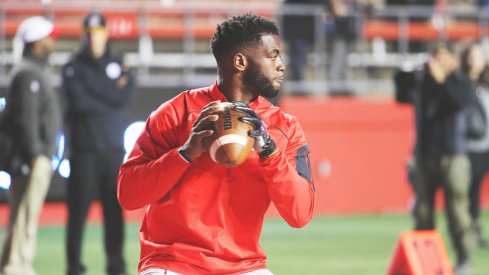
234,53,247,72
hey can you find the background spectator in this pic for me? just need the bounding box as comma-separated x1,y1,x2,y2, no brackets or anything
465,44,489,249
0,16,60,275
327,0,362,96
61,12,137,275
413,43,476,274
281,0,324,95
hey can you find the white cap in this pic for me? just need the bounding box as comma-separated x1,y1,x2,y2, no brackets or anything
16,16,54,43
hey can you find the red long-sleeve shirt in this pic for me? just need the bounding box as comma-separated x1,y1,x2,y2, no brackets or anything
118,84,315,274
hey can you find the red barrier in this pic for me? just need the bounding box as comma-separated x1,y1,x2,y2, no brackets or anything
279,97,489,215
363,20,482,41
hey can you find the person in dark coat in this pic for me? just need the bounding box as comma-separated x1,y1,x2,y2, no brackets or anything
61,12,137,275
413,43,476,274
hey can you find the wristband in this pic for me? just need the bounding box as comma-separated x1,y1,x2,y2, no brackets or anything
258,139,277,159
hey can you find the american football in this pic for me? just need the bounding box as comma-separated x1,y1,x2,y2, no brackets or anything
207,104,254,167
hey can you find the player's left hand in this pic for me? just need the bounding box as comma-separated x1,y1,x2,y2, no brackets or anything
232,102,277,158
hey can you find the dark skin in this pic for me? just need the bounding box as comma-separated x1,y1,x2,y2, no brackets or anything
179,34,286,161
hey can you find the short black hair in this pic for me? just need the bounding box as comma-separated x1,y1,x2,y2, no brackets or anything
210,13,279,61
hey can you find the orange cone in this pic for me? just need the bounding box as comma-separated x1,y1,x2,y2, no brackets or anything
387,230,453,275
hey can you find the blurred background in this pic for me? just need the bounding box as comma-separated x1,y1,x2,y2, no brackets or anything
1,1,489,274
0,0,488,215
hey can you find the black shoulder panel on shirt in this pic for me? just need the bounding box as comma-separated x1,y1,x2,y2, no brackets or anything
295,145,315,191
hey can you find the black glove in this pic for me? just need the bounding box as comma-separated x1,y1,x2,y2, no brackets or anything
232,102,277,158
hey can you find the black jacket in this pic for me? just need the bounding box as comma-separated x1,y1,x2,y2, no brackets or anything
415,65,473,158
61,47,137,153
6,52,61,162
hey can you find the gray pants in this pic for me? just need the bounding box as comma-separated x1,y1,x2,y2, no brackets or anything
0,155,53,275
414,154,476,264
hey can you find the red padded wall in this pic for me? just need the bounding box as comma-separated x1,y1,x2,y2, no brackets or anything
278,97,489,215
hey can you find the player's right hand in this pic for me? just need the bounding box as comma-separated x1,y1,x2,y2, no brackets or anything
179,101,229,162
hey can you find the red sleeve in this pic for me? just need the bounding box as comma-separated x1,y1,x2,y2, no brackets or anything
262,116,315,228
117,100,190,210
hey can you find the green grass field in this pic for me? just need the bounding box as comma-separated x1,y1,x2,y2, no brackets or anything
2,211,488,275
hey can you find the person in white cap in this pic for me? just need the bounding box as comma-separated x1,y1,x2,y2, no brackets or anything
0,16,61,275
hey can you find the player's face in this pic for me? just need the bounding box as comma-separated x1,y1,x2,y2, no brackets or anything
244,34,286,98
87,28,108,59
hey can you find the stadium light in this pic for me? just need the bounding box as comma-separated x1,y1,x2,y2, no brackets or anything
0,171,11,190
58,159,70,179
123,121,145,161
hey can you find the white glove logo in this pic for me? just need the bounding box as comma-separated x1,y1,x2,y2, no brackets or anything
106,62,122,79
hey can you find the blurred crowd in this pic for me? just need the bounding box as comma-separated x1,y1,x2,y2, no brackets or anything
2,0,489,96
280,0,489,95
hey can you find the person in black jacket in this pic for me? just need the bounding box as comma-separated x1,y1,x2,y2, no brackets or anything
61,13,137,275
0,16,61,275
413,43,477,273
